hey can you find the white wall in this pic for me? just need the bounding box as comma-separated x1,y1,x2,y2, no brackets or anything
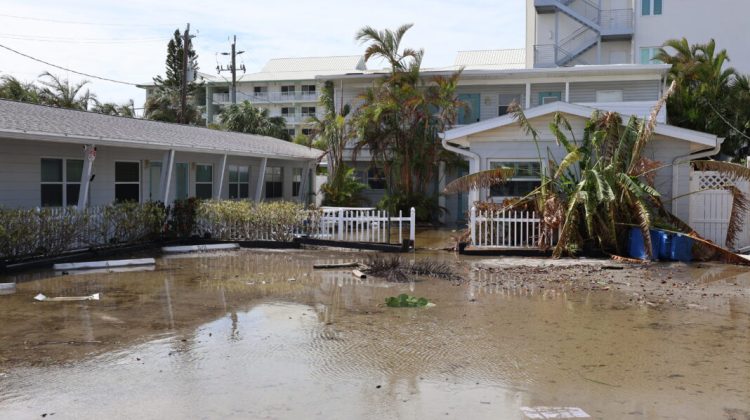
0,137,313,209
633,0,750,72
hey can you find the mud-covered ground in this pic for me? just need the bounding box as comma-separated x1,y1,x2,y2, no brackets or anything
466,259,750,313
0,245,748,419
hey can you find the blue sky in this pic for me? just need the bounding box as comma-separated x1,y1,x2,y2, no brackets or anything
0,0,525,107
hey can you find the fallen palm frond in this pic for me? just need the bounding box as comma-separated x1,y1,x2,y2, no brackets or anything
725,186,749,249
443,167,515,194
363,256,458,282
692,160,750,181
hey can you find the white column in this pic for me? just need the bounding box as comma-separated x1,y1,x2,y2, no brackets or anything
565,82,570,103
298,161,312,205
77,144,96,209
438,161,446,224
525,83,531,109
215,153,228,199
159,149,175,204
468,158,480,208
254,157,268,202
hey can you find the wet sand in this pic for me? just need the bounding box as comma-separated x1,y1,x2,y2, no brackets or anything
0,248,749,419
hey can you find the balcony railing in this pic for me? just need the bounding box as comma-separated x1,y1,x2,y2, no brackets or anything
210,91,318,104
600,8,634,34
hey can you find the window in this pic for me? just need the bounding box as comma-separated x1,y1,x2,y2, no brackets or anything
367,167,386,190
641,0,662,15
195,164,213,199
292,168,303,196
41,158,83,207
265,166,283,198
539,92,562,105
301,106,316,117
489,161,542,198
281,85,295,96
286,128,296,137
301,85,316,95
457,93,480,124
639,47,663,64
498,93,522,116
281,107,295,117
301,128,314,136
228,165,250,199
596,90,624,102
253,86,267,97
115,161,140,203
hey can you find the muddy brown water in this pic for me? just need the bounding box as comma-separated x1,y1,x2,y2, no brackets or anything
0,248,749,420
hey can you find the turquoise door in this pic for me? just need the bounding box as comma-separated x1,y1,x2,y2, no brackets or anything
457,94,481,124
175,163,189,200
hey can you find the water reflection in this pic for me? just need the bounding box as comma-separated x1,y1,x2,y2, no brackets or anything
0,250,748,419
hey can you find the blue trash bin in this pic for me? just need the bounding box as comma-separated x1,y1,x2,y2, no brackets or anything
669,234,693,262
628,227,661,260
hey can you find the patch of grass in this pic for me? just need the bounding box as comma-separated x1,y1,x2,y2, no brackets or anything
385,294,431,307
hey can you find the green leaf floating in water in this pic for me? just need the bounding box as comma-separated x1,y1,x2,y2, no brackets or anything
385,294,433,308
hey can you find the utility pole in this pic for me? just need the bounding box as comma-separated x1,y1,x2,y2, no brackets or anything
179,23,191,124
217,35,245,104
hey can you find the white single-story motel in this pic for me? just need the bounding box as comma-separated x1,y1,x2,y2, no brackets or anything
0,99,322,209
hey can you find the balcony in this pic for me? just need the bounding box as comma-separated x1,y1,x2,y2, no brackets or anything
210,91,318,104
278,113,322,124
600,8,634,39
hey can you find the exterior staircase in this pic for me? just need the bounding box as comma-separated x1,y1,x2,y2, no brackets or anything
534,0,633,68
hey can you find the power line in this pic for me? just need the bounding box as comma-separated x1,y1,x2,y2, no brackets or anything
0,33,165,44
0,13,176,27
0,43,138,86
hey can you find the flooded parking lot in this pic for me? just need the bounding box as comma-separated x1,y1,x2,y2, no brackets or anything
0,248,749,419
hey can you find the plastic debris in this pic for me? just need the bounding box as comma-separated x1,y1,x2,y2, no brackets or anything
520,407,590,419
34,293,101,302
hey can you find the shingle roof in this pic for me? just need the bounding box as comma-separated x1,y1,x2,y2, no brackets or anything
453,49,526,70
0,100,322,160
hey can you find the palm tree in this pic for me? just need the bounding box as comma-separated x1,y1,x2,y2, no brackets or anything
0,75,41,103
144,88,201,124
37,71,95,110
655,38,749,157
92,100,135,117
355,23,423,72
219,101,290,140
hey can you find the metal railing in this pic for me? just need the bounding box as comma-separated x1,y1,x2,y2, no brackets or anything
567,0,600,24
534,44,590,67
600,8,634,32
211,91,319,104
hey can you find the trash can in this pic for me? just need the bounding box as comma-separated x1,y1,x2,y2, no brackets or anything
669,233,693,262
628,227,661,260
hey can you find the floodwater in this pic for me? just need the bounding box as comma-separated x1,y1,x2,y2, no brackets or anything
0,248,749,419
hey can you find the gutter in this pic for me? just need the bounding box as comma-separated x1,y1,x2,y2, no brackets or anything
671,136,724,210
440,135,481,203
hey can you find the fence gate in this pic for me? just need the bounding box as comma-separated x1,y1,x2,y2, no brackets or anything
689,170,750,250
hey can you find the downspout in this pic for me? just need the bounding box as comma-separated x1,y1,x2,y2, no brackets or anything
671,137,723,216
440,135,481,205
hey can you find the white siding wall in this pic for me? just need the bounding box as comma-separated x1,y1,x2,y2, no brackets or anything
0,137,311,208
569,79,660,103
463,113,691,216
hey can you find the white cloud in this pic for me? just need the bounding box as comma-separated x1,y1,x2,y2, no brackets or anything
0,0,525,107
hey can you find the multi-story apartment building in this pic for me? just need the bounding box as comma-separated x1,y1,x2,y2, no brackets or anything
322,51,694,223
204,56,367,137
525,0,750,71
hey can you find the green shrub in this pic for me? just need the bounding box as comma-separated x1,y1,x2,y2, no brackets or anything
196,200,308,242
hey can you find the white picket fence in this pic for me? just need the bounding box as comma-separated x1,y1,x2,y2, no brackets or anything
469,207,552,250
308,207,416,245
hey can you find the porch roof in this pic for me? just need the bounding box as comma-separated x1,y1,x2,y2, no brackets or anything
440,101,718,148
0,99,322,161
